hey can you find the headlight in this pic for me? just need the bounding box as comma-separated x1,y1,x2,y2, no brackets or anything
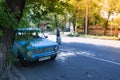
27,51,33,57
54,46,59,52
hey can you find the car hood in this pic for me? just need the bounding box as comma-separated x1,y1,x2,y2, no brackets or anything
16,38,58,49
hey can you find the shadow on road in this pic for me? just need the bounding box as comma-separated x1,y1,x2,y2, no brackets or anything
13,41,120,80
58,42,120,64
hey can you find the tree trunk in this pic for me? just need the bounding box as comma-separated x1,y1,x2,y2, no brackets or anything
83,17,85,34
104,12,111,36
0,27,16,80
54,14,58,28
72,13,76,36
6,0,26,22
0,0,26,79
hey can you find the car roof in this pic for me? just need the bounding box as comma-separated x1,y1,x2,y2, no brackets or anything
18,27,41,32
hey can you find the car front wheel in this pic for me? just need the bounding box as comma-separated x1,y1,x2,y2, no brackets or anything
18,53,27,66
50,54,57,60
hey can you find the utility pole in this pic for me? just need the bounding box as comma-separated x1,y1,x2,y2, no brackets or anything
85,0,88,35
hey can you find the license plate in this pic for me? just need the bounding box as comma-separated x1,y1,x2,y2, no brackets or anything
39,56,51,61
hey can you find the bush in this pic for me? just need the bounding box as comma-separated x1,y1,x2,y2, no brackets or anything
67,33,80,37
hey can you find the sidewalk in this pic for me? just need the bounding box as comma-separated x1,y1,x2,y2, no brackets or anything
47,33,120,48
9,65,26,80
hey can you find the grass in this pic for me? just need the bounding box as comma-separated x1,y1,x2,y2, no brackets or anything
47,31,119,40
66,33,119,40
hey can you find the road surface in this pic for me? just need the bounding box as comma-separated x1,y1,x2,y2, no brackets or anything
15,35,120,80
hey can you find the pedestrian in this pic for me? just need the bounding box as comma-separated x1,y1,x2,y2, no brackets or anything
56,28,61,45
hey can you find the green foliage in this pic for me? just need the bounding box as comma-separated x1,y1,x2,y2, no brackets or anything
15,34,31,40
0,0,18,29
68,0,104,26
78,34,119,40
67,33,80,37
19,0,70,30
0,30,3,36
101,0,120,29
7,53,18,64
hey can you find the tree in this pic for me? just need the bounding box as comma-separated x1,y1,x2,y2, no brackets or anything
0,0,26,79
68,0,103,34
0,0,69,79
101,0,120,35
68,0,85,34
20,0,69,28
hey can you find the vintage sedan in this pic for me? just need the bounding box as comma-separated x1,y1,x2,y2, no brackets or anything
12,27,59,65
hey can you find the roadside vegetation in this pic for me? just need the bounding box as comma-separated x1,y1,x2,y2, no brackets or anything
1,0,120,79
67,33,119,40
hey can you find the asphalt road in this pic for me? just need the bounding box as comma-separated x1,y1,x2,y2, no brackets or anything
15,35,120,80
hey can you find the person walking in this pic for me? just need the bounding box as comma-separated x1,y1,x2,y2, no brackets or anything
56,28,61,45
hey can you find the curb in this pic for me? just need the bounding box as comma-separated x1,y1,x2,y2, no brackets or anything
9,65,26,80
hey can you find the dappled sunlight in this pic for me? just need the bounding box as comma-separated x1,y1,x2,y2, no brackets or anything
62,37,120,48
48,35,120,63
57,48,95,62
62,37,79,43
57,52,75,62
76,51,95,57
47,34,120,49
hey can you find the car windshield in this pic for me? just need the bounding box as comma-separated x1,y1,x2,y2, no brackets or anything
15,30,45,40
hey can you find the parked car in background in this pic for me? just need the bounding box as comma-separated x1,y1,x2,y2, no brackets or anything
12,27,59,65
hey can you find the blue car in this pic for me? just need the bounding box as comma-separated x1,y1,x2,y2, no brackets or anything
12,27,59,65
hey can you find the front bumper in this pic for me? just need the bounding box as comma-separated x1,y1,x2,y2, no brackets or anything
25,51,58,62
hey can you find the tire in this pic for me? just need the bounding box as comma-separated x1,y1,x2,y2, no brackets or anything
50,54,57,60
18,53,27,66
